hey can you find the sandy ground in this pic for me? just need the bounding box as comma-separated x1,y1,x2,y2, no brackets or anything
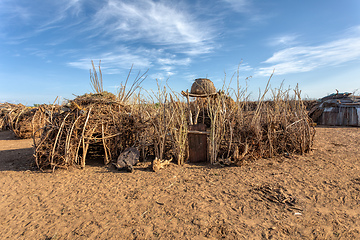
0,127,359,239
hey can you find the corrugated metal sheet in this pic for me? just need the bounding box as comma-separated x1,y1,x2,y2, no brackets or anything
319,106,360,126
310,92,360,127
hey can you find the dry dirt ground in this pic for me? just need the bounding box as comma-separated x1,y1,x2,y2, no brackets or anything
0,127,359,239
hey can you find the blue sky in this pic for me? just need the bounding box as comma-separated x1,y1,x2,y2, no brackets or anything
1,0,360,105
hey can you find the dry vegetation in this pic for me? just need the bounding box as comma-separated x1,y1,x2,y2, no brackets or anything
0,64,315,171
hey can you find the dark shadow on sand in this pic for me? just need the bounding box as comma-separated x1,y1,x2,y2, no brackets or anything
0,148,34,171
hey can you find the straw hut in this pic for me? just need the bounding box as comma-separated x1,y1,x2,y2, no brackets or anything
0,103,46,138
309,92,360,126
33,92,147,170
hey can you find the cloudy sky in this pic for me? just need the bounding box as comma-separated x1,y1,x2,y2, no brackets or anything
1,0,360,104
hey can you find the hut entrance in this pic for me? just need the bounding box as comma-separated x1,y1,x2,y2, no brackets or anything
182,78,218,163
84,142,107,166
188,123,208,163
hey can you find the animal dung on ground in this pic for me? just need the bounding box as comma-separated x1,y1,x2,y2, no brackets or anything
113,147,140,172
152,157,172,172
252,184,297,210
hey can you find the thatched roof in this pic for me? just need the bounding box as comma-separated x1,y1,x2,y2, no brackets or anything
181,78,218,98
190,78,216,95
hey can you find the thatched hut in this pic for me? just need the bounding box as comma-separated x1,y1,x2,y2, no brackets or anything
34,92,147,170
0,103,47,138
309,92,360,126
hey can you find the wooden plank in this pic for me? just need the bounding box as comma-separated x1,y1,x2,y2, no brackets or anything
188,124,207,163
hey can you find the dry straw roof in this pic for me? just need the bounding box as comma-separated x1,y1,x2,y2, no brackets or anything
182,78,218,98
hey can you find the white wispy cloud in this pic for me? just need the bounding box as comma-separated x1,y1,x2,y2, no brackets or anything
221,0,250,13
221,0,268,23
24,48,53,58
235,62,253,72
0,0,85,42
67,46,192,75
0,0,32,21
68,53,151,74
222,62,253,79
156,56,191,75
267,34,300,47
256,31,360,76
1,0,215,53
34,0,85,34
47,0,215,76
157,57,191,66
89,0,214,54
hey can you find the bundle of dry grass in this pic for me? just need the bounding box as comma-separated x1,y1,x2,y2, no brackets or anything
136,84,188,166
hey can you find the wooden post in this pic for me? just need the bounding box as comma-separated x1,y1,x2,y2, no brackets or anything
186,90,193,125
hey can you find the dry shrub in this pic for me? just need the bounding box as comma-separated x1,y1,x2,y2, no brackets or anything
169,95,188,165
206,76,315,165
0,103,14,130
142,84,188,165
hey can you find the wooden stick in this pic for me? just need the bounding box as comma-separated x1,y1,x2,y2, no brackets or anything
65,115,81,164
51,112,71,171
75,108,91,168
102,122,109,164
185,90,193,125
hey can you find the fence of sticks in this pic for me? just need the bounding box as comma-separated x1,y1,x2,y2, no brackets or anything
187,82,315,165
32,91,192,170
1,65,315,171
31,86,315,170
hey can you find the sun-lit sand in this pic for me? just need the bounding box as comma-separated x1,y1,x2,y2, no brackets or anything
1,126,359,239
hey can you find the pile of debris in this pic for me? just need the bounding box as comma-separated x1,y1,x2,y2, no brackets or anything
309,92,360,126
